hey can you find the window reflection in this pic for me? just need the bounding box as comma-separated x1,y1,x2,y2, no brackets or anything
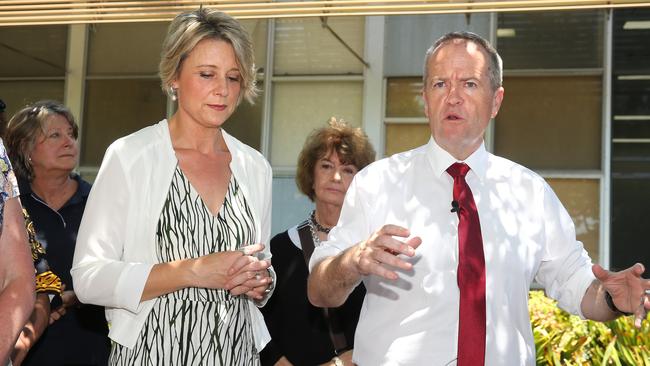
547,179,600,263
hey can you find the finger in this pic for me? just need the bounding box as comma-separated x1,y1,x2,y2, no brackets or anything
233,270,272,290
375,249,414,271
406,236,423,250
634,294,647,328
227,255,256,276
632,262,645,276
229,285,251,297
226,262,271,288
358,255,399,281
245,290,263,300
225,270,256,290
234,260,271,277
591,264,609,281
378,236,421,257
378,224,411,238
239,243,265,256
245,285,268,300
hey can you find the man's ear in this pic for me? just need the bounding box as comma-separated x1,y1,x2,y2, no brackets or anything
491,87,505,118
422,89,429,119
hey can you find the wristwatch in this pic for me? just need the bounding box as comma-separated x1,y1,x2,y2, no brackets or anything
604,291,633,316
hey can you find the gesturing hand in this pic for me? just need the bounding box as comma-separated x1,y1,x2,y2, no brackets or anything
352,224,422,281
593,263,650,327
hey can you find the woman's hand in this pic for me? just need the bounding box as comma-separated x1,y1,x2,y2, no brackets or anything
49,284,78,324
224,244,271,300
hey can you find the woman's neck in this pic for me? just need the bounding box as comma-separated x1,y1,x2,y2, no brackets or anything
168,113,228,154
313,201,341,229
30,172,76,209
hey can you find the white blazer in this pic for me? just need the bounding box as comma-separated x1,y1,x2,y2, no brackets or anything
71,119,273,350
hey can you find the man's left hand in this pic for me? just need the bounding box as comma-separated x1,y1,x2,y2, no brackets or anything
592,263,650,327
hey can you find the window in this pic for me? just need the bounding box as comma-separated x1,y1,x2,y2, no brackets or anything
384,77,428,156
610,8,650,271
494,75,602,170
494,10,605,261
0,25,67,117
271,80,363,166
82,23,169,167
270,17,365,168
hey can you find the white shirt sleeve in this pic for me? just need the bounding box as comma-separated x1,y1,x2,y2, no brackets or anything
534,182,595,318
71,145,154,313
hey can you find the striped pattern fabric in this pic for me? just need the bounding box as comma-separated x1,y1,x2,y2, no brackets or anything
110,166,259,365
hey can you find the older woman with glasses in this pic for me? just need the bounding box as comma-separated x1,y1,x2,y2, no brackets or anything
261,118,375,366
72,8,274,365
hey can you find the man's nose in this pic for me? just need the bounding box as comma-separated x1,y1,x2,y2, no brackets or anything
446,85,463,105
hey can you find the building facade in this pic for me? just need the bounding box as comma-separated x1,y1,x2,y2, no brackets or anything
0,8,648,270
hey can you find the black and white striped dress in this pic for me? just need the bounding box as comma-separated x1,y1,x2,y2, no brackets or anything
110,166,259,365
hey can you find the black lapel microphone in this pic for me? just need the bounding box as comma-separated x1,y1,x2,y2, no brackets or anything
450,200,460,213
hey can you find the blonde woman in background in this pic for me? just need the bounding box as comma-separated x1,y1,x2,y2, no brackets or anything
72,8,274,365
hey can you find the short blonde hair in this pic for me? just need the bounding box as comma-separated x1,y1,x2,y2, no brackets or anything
5,100,78,182
296,118,376,201
159,8,258,105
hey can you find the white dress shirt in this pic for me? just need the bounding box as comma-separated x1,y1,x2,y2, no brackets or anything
310,137,595,366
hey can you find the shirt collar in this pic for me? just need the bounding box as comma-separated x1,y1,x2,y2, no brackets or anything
19,173,90,207
426,136,489,181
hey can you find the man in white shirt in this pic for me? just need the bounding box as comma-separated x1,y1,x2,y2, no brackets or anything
307,31,650,366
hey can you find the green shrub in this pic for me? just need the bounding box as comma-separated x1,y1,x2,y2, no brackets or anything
529,290,650,365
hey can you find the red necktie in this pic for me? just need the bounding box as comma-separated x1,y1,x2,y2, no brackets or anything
447,162,486,366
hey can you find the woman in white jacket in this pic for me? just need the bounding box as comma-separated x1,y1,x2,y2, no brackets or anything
71,8,274,365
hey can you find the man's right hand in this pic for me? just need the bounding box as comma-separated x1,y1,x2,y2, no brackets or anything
308,224,421,308
351,224,422,281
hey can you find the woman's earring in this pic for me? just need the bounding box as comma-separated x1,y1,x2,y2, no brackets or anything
169,86,177,101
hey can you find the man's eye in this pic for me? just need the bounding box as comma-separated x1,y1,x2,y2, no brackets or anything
466,81,478,88
432,81,445,88
200,73,213,78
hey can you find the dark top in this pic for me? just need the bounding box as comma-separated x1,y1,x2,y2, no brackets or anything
20,175,110,366
260,229,366,366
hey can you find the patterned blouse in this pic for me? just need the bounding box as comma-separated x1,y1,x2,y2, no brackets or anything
0,138,20,234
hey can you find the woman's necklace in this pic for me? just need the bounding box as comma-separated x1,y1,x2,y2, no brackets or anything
308,210,331,246
309,210,331,233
